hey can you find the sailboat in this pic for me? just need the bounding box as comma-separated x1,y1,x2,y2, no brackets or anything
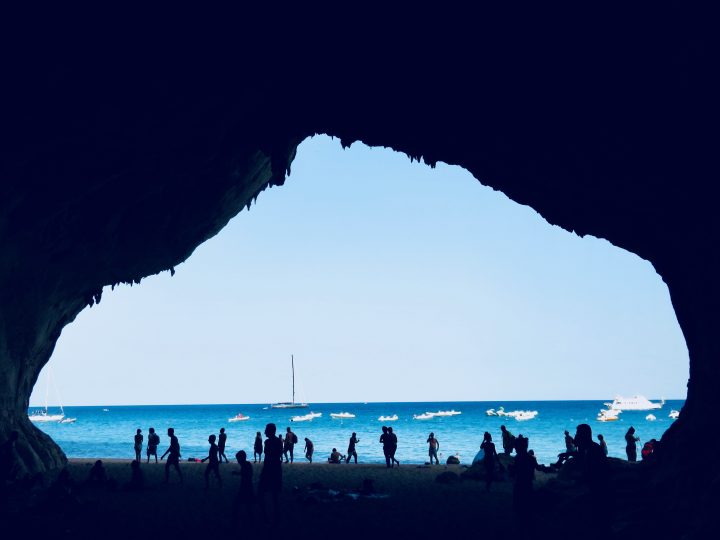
28,368,66,422
270,355,309,409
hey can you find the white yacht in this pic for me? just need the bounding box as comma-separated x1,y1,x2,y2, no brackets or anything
514,411,538,421
428,410,462,417
485,408,497,416
669,410,680,420
378,414,398,422
270,355,309,409
413,413,434,420
605,395,664,411
28,368,65,423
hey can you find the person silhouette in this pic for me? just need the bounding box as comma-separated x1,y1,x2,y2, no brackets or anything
160,427,183,484
480,431,501,491
387,427,400,467
500,425,515,455
625,427,640,462
346,432,359,464
427,432,440,465
554,429,580,467
258,423,283,519
304,438,314,463
233,450,254,524
86,460,108,488
574,423,610,535
124,459,144,491
254,431,263,463
328,448,344,464
284,427,296,463
133,429,143,462
598,434,608,456
511,435,539,525
218,428,228,464
380,426,391,468
146,427,160,463
202,434,222,488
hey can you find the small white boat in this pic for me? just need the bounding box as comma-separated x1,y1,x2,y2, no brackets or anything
59,417,77,424
228,413,250,422
378,415,398,422
485,408,497,416
428,410,462,417
646,414,657,421
514,411,538,421
330,412,356,419
291,413,315,422
102,408,110,412
28,410,65,423
597,409,621,422
309,411,322,419
413,413,434,420
669,410,680,420
496,407,509,417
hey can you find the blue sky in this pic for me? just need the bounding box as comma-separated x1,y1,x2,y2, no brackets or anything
31,136,689,406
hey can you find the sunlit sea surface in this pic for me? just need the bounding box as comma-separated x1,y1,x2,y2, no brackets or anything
31,400,684,465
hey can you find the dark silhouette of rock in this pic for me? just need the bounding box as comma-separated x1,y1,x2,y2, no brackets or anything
435,471,461,484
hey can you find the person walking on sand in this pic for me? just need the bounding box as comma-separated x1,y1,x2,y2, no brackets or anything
218,428,229,464
481,431,502,491
500,425,515,455
346,432,359,464
133,429,143,462
146,427,160,463
598,434,608,456
258,423,283,519
387,427,400,467
284,427,297,463
202,434,222,489
625,427,640,462
427,432,440,465
304,438,314,463
160,427,183,484
253,431,263,463
380,426,391,468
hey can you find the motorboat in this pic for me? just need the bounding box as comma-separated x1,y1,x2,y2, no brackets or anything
228,413,251,422
485,408,497,416
496,407,509,417
597,409,621,422
270,355,309,409
378,414,398,422
330,412,356,419
513,411,538,421
604,395,664,411
428,410,462,417
59,417,77,424
669,410,680,420
291,413,315,422
645,414,657,421
413,413,434,420
309,412,322,418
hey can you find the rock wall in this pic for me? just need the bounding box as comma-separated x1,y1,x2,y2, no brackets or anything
1,7,716,532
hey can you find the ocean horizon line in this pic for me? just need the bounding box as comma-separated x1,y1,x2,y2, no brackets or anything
29,397,685,408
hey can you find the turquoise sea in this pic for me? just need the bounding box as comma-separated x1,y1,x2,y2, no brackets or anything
31,400,684,465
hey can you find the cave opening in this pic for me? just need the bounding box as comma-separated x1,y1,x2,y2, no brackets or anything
28,136,688,465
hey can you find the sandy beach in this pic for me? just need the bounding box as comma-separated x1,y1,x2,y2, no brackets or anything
5,456,559,538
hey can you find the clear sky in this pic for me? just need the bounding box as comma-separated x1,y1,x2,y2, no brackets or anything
31,136,689,406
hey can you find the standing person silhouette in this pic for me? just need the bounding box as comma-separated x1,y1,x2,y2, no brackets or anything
233,450,254,525
258,423,283,519
160,428,183,484
346,432,359,464
284,427,296,463
625,427,640,462
387,427,400,467
304,438,314,463
427,432,440,465
481,431,501,491
512,435,540,532
218,428,228,464
500,425,515,455
146,427,160,463
133,429,143,462
253,431,263,463
380,426,391,468
202,434,222,489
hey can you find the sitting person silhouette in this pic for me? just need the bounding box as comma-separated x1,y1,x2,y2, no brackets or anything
328,448,345,464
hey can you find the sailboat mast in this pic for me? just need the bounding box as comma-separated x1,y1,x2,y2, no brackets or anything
292,354,295,404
